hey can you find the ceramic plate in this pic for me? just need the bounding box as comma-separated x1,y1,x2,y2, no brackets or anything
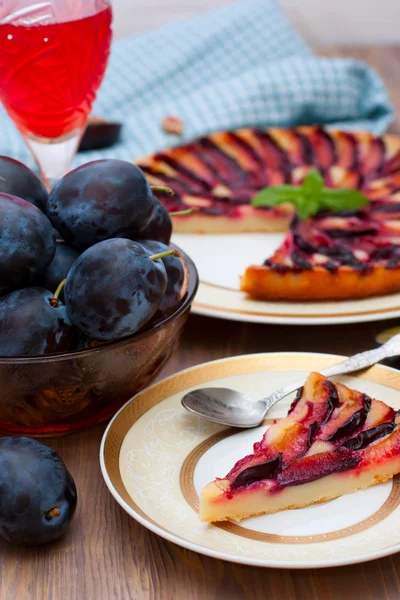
100,352,400,569
172,232,400,325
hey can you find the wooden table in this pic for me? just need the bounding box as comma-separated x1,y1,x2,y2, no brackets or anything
2,47,400,600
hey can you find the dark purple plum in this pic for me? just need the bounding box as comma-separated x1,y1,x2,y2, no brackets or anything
232,455,282,489
0,193,55,296
137,199,172,245
0,437,77,545
0,156,48,211
65,239,167,341
0,288,73,356
325,394,371,442
276,448,360,488
138,243,173,302
341,421,396,451
40,242,81,298
140,240,185,316
47,159,155,249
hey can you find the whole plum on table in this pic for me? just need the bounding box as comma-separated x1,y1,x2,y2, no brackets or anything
0,156,48,211
140,240,185,316
0,193,55,296
0,288,73,356
46,159,155,249
40,242,81,299
65,238,169,341
0,437,77,545
137,198,172,245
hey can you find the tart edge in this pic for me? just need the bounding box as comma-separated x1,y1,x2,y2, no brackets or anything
240,264,400,301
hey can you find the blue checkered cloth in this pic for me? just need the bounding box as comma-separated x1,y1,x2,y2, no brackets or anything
0,0,394,168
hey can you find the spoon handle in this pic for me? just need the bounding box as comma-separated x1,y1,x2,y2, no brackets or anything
321,335,400,378
262,333,400,414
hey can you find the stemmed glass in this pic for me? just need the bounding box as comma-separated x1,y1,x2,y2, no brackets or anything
0,0,112,186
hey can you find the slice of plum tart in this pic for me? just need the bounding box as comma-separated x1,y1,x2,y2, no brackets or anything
240,209,400,300
199,372,400,523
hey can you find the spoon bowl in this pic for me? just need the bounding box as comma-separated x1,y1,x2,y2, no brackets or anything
182,387,266,428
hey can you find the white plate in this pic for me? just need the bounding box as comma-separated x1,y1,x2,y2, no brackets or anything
100,352,400,569
172,232,400,325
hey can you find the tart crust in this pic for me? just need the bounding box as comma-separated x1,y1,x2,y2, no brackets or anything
200,466,398,523
241,264,400,301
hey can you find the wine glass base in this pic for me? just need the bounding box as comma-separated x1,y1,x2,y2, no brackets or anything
23,128,83,188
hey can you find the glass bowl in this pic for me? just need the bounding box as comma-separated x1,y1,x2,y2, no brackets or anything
0,245,198,436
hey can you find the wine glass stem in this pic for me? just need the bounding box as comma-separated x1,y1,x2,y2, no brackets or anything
22,128,84,189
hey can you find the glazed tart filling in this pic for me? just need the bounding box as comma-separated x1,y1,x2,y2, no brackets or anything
137,126,400,218
263,208,400,274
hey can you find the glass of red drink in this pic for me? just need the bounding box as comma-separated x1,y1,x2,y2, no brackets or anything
0,1,112,185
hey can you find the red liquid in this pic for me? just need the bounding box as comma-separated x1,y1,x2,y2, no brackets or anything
0,7,112,139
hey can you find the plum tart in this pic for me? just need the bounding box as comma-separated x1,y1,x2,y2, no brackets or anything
136,126,400,300
199,372,400,523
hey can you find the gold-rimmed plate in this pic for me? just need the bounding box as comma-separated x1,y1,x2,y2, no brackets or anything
100,352,400,568
172,232,400,325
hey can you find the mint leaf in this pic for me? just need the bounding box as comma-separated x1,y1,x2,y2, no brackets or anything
295,195,310,220
252,185,301,207
304,196,321,218
295,195,320,220
251,169,369,220
302,168,324,199
319,188,369,212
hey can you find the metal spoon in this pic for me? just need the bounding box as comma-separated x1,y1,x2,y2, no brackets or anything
181,333,400,428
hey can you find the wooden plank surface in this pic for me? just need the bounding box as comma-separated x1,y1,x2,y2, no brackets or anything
2,47,400,600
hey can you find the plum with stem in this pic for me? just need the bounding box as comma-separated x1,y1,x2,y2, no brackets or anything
65,238,179,341
0,287,73,356
47,160,155,249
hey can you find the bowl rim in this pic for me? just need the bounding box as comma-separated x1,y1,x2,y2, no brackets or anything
0,243,198,364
